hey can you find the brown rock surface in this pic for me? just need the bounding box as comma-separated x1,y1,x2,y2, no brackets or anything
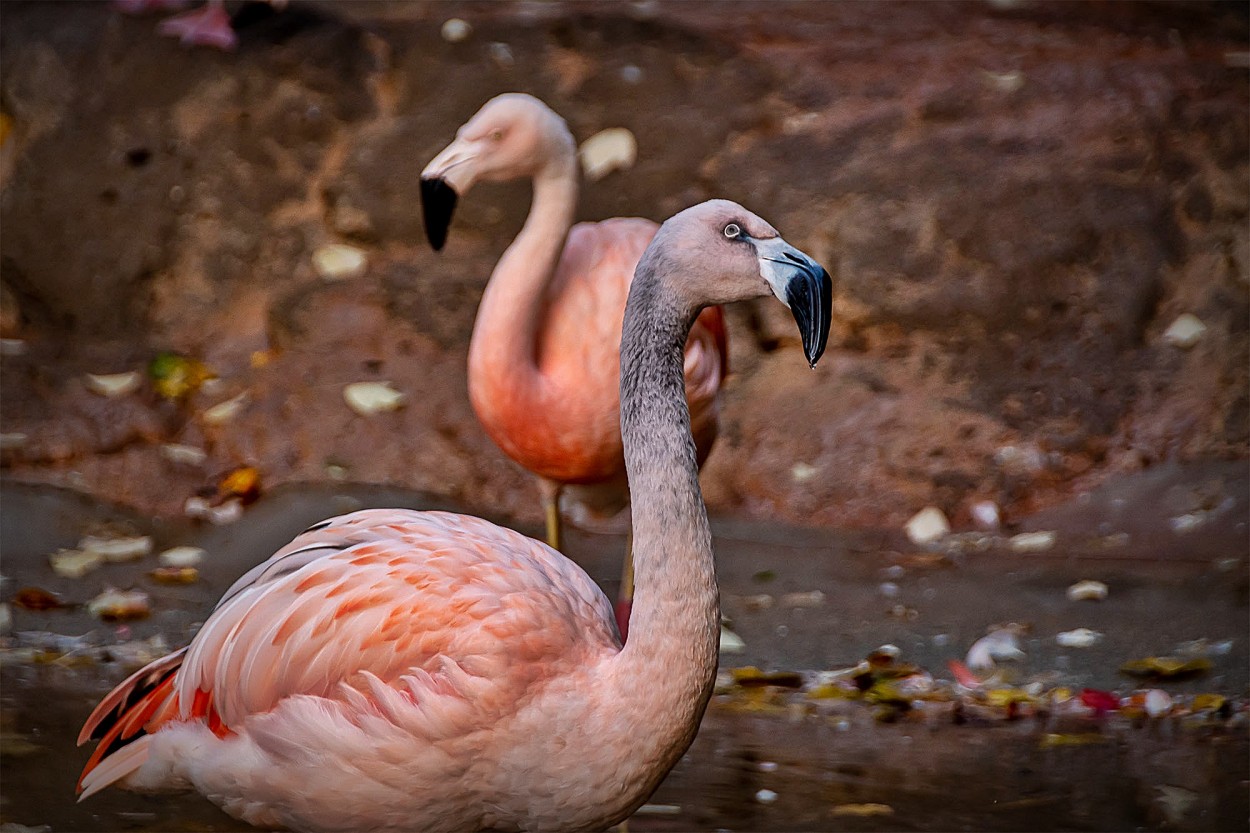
1,1,1245,530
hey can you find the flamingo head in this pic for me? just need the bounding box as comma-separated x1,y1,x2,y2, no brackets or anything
420,93,575,251
641,200,834,367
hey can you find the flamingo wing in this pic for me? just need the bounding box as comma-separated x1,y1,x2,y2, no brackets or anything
78,509,618,797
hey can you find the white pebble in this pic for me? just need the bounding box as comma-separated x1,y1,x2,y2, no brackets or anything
1144,689,1173,717
755,789,778,804
757,761,778,773
970,500,1001,530
905,506,949,545
202,391,247,425
718,626,745,654
440,18,472,42
1162,313,1206,349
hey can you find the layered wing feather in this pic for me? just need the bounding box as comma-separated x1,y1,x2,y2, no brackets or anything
79,509,619,797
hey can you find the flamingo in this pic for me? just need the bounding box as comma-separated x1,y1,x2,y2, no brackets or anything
420,94,729,636
76,199,832,833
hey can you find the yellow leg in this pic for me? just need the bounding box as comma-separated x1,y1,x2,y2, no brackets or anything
538,479,563,552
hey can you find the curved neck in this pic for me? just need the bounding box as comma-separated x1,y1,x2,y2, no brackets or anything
468,156,578,380
607,268,719,787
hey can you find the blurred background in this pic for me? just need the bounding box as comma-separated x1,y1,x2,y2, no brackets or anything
0,2,1247,831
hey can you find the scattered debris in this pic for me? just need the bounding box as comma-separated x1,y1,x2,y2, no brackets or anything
1009,530,1057,553
982,69,1024,92
1056,628,1103,649
1161,313,1206,349
10,587,67,611
86,588,151,622
1120,656,1213,680
48,549,104,579
832,803,894,818
344,381,405,415
966,627,1026,670
312,244,368,281
202,391,248,425
738,593,774,611
719,627,746,654
578,127,638,181
0,432,27,450
440,17,472,42
789,462,818,482
161,443,208,466
635,804,681,816
148,566,199,585
780,590,824,609
1155,785,1199,826
1080,688,1121,714
158,546,205,567
1143,689,1173,718
905,506,950,545
970,500,1000,530
185,495,244,525
148,352,213,401
79,532,153,562
85,371,141,398
1066,580,1108,602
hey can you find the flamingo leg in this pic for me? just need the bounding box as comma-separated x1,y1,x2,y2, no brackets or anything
538,478,563,551
614,532,634,643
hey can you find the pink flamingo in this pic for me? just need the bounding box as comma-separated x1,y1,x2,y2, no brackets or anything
77,200,832,832
421,94,729,636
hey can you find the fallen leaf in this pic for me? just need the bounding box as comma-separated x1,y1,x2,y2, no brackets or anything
48,549,104,578
148,352,213,401
579,128,637,181
218,466,262,504
966,628,1025,670
343,381,405,415
158,546,205,567
312,243,368,281
1039,732,1108,749
11,587,66,611
1056,628,1103,648
79,533,152,562
87,589,151,622
730,667,804,688
148,566,199,585
202,391,247,424
719,626,745,654
1079,688,1121,713
832,803,894,818
1009,530,1057,553
85,371,141,398
1120,656,1213,680
1066,580,1108,602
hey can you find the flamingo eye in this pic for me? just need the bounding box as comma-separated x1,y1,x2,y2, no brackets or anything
489,128,504,142
723,223,741,239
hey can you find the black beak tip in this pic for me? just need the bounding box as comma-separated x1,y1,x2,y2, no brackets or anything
419,177,458,252
788,266,833,369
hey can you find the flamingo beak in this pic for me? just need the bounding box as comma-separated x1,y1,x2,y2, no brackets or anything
755,237,833,367
420,139,477,251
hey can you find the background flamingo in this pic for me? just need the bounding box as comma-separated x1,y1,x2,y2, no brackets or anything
76,199,832,833
420,94,729,637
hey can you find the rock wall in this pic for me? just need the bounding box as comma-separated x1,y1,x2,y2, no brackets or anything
1,1,1245,531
